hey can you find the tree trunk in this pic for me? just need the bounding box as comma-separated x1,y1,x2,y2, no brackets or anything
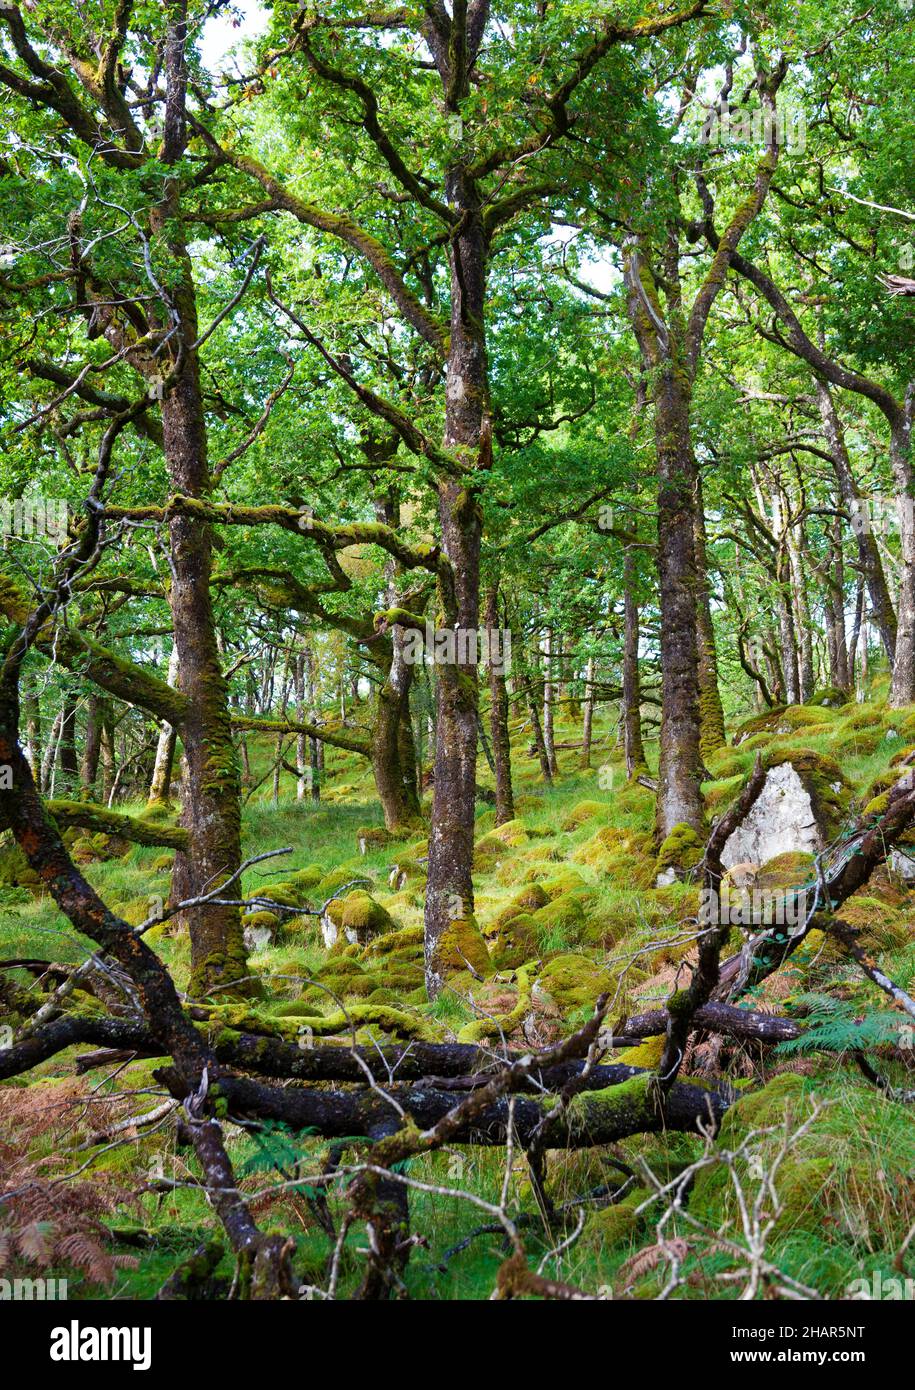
148,646,181,807
693,475,726,759
151,29,246,997
485,585,515,825
424,165,487,997
816,381,896,664
80,694,102,798
622,546,648,778
542,628,558,778
890,398,915,706
653,368,703,841
58,695,79,793
580,654,596,770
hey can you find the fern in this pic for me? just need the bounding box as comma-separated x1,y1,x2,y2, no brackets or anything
777,992,902,1055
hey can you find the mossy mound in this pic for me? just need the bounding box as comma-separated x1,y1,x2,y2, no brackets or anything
572,826,654,883
0,841,41,889
655,822,704,885
840,895,912,952
387,856,427,891
754,851,817,893
241,909,281,931
490,913,540,969
805,686,848,708
537,868,590,900
581,1186,653,1261
486,882,549,936
732,704,838,746
532,953,616,1013
340,890,397,946
356,825,391,854
560,800,607,831
436,916,491,977
531,892,588,950
315,866,373,900
487,817,530,847
690,1073,915,1255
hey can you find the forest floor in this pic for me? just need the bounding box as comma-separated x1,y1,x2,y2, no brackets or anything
3,688,915,1300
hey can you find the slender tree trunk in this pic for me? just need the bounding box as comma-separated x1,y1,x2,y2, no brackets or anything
787,519,815,701
622,547,647,777
148,646,180,807
80,694,102,798
294,649,308,801
58,694,79,793
816,381,896,664
693,474,725,759
890,395,915,706
40,709,62,795
542,628,558,778
580,654,596,770
23,681,40,780
485,585,514,825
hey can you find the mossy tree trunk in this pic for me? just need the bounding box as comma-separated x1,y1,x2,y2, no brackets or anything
622,546,648,778
423,161,488,997
152,22,246,999
651,364,704,838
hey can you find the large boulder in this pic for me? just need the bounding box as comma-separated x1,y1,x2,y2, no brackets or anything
721,751,851,871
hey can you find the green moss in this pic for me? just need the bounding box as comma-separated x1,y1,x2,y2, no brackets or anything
532,953,616,1012
561,800,607,831
532,892,587,951
655,822,704,880
341,890,397,944
806,686,848,708
435,915,491,977
490,912,539,969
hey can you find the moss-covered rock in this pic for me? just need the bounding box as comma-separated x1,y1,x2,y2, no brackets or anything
732,703,838,745
488,817,529,847
655,822,704,885
806,686,848,708
490,912,539,970
387,856,427,891
436,916,491,977
532,953,616,1013
356,825,391,855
